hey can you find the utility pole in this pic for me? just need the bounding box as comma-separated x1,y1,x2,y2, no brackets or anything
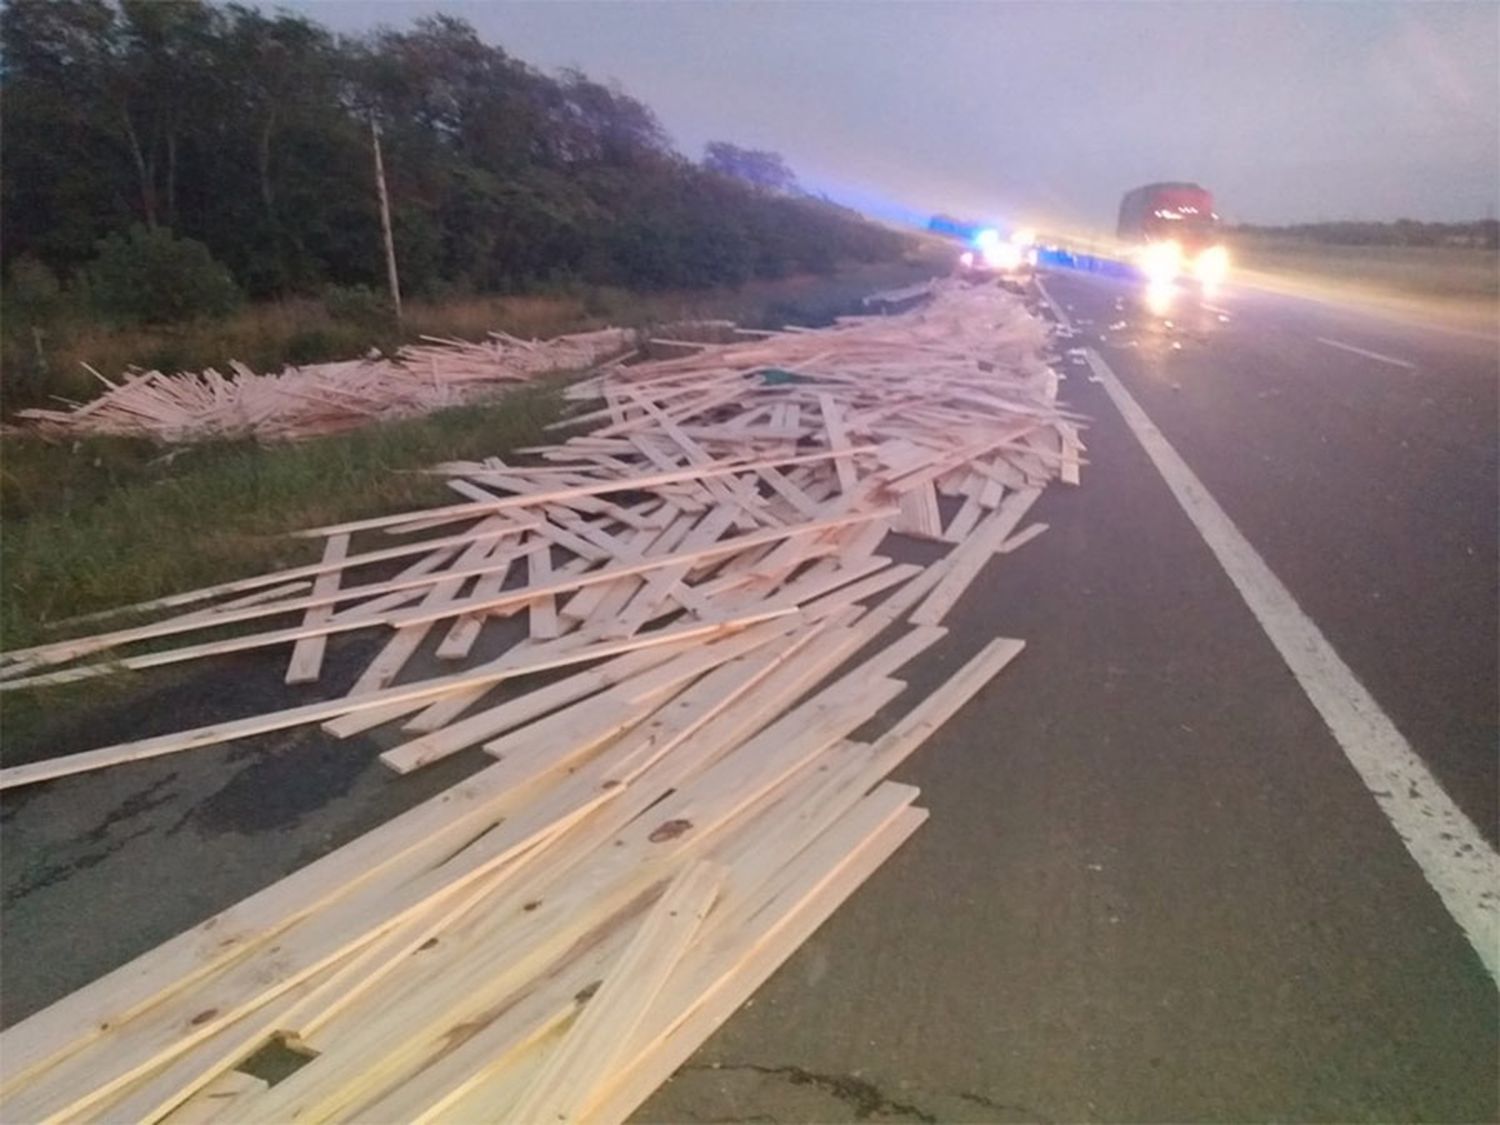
370,116,403,326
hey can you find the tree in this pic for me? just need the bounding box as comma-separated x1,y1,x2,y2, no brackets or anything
1,6,902,307
88,224,241,324
703,143,799,195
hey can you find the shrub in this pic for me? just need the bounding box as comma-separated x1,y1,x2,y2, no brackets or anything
4,256,67,326
88,225,242,326
322,284,394,328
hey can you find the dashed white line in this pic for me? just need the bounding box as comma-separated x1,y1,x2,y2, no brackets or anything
1085,346,1499,984
1316,337,1417,369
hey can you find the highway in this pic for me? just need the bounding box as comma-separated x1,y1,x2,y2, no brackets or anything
1,268,1494,1122
634,269,1499,1122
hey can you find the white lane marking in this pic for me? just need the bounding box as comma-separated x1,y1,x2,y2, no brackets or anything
1316,337,1417,370
1201,303,1231,316
1035,275,1074,331
1085,347,1499,984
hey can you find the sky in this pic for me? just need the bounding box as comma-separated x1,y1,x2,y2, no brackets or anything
282,0,1500,234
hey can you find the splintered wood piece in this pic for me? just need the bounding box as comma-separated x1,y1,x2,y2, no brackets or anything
0,611,791,791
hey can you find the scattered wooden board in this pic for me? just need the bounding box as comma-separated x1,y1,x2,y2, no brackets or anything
0,280,1085,1124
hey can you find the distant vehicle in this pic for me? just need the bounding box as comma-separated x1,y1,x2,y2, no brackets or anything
1116,182,1229,286
957,227,1037,286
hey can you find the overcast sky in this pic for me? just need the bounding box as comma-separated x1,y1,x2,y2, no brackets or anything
283,0,1500,232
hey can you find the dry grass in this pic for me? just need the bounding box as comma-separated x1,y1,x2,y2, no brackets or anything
8,252,947,414
17,294,596,409
1230,241,1499,305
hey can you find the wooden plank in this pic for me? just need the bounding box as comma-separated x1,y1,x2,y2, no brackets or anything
860,636,1026,784
818,393,858,494
943,494,984,543
378,645,687,774
998,521,1050,554
433,557,515,660
346,910,633,1123
5,528,530,670
480,686,677,769
319,620,847,1101
46,524,525,629
892,479,943,540
226,679,904,1124
574,805,928,1124
527,544,559,640
0,703,649,1099
605,506,736,638
385,508,893,632
325,542,466,624
75,947,363,1125
156,1070,269,1125
296,447,876,540
2,511,885,691
0,610,792,791
908,487,1042,626
561,518,689,625
1,747,637,1123
507,862,724,1124
343,528,512,696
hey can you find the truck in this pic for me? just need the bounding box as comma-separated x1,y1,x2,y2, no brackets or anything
1116,182,1229,286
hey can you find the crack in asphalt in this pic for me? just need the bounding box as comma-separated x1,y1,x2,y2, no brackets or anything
956,1088,1056,1123
683,1062,938,1122
681,1061,1054,1124
3,775,177,904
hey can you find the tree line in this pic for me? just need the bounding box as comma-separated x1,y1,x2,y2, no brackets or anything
0,0,905,326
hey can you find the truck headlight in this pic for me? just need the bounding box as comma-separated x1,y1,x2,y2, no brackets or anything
1142,241,1182,284
1194,245,1230,285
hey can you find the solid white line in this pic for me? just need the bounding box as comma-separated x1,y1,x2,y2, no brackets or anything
1201,303,1231,316
1034,275,1074,331
1315,337,1417,370
1085,347,1499,984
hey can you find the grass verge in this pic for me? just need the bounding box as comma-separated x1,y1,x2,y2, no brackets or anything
1228,241,1499,331
1228,242,1498,302
0,385,565,651
0,384,567,745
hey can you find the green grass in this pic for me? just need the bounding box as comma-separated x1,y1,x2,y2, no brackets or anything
0,385,567,652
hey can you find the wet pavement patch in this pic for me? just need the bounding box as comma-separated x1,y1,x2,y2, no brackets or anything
191,729,381,836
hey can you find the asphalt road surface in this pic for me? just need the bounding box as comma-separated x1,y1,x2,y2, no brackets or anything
2,268,1495,1122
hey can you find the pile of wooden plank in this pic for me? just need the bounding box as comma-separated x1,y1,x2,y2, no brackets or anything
14,327,634,444
0,280,1084,1123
